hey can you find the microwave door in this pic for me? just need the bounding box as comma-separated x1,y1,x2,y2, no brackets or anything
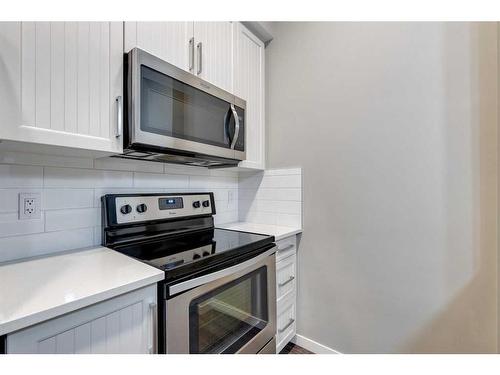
128,48,243,160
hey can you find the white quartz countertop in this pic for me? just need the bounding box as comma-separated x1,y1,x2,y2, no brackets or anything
0,247,164,336
217,222,302,241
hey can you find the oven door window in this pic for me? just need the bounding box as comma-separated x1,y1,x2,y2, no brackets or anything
189,266,268,354
140,65,234,149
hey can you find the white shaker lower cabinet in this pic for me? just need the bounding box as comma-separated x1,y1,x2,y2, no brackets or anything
233,22,266,170
124,22,194,72
0,22,123,155
275,235,298,352
6,285,157,354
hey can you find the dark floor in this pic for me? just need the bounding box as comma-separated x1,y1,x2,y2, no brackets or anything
279,342,314,354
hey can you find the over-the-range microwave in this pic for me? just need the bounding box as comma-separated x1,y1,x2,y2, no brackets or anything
116,47,246,168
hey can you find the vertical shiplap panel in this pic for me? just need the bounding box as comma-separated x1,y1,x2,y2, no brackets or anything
38,336,56,354
74,323,92,354
105,310,120,353
55,329,75,353
77,22,90,135
50,22,65,131
64,22,78,133
100,22,110,139
118,304,134,353
88,23,101,137
123,22,137,52
90,316,106,353
108,22,123,153
136,22,153,54
35,22,51,129
21,22,36,126
131,301,145,353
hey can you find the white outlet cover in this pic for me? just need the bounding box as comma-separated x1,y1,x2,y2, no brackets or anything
19,192,41,220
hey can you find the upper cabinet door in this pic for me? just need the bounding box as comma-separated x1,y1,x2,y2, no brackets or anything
234,23,265,170
0,22,123,154
193,22,234,92
124,22,194,72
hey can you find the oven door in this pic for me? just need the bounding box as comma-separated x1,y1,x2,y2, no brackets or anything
165,248,276,354
127,48,246,161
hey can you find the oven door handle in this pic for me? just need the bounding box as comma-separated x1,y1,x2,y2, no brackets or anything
169,246,276,296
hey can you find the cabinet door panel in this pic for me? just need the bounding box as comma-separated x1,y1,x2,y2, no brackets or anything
0,22,123,154
124,21,194,71
6,285,156,354
194,22,234,92
234,23,265,169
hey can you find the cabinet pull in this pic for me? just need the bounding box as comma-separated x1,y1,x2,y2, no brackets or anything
196,42,202,75
278,244,294,253
149,302,158,354
188,37,194,72
278,318,295,333
278,276,295,287
115,96,123,138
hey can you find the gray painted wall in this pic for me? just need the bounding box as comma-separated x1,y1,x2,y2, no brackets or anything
266,22,498,353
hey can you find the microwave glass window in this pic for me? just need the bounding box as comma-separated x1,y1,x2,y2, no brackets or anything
141,66,237,149
188,267,268,354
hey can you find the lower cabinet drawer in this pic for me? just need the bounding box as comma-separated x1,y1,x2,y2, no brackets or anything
276,254,296,301
276,293,296,352
275,236,297,262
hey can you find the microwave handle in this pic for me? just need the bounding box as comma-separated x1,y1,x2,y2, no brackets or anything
230,104,240,150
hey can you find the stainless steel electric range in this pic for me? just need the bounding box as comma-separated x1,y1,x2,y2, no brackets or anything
102,192,277,354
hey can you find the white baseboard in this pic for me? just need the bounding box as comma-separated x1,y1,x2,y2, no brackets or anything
291,334,342,354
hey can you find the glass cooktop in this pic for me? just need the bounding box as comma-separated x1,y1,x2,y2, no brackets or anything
113,228,274,280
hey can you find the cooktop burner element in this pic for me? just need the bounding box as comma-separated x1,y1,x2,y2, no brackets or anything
101,192,275,286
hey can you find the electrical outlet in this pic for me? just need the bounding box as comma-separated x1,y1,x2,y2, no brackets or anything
19,193,41,220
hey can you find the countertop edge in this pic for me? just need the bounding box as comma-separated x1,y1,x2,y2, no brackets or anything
217,222,303,241
0,272,164,336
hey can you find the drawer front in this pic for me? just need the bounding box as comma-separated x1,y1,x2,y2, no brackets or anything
276,293,296,351
276,254,296,301
275,235,297,262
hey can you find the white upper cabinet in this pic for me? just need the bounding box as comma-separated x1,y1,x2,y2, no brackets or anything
0,22,123,154
193,22,234,92
124,22,194,72
125,22,234,93
234,23,266,170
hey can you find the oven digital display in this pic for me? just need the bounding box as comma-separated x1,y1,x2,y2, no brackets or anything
158,197,184,210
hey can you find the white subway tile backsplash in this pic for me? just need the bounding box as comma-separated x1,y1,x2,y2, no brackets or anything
0,165,43,188
0,155,301,264
238,168,302,229
0,151,93,169
0,228,94,263
0,213,44,238
45,208,100,232
133,172,190,189
0,189,40,213
43,189,94,210
94,157,164,173
44,167,133,188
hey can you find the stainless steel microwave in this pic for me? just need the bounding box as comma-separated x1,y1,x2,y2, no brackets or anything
119,48,246,168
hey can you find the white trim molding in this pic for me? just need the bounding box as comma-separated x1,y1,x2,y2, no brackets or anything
291,334,342,354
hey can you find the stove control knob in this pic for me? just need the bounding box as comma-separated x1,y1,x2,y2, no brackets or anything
192,201,201,208
202,251,210,257
136,203,148,213
193,253,201,260
202,200,210,208
120,204,132,215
